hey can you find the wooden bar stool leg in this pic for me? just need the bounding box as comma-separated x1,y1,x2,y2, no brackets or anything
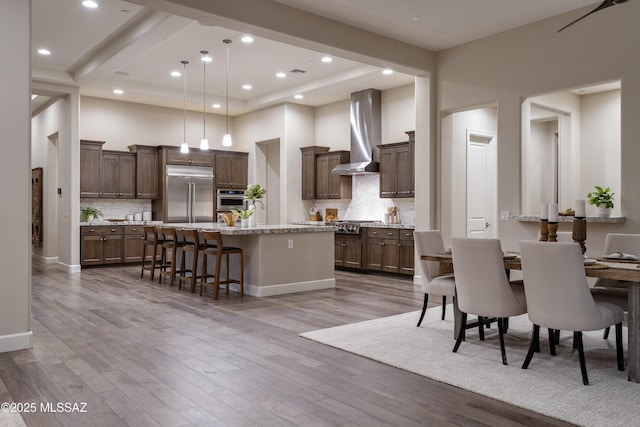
239,251,244,297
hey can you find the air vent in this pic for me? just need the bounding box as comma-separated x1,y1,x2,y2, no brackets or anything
289,69,306,74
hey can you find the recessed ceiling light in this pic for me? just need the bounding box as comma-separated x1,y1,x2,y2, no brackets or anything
294,94,304,99
115,70,130,76
212,103,221,109
82,1,98,8
242,84,252,90
31,94,38,100
321,56,333,63
241,36,254,43
37,48,51,55
412,16,420,21
382,68,394,75
113,89,124,95
170,71,181,77
276,72,286,78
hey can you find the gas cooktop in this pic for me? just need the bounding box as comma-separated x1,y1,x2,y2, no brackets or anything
331,220,381,234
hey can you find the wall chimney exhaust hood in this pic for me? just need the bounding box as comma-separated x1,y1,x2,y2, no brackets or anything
331,88,381,175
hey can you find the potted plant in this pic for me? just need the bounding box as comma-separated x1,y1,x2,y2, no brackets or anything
80,207,103,222
587,186,614,218
231,207,255,227
244,184,266,227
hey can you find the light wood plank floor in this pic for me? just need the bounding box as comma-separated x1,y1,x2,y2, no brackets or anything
0,264,574,426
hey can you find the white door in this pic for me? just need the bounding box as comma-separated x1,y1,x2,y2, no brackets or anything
466,131,496,238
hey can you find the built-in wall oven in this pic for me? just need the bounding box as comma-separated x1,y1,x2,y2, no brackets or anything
216,189,246,213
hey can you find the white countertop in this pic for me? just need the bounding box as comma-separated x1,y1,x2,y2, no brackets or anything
293,220,414,229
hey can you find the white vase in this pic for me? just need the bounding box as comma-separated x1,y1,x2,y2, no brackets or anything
240,218,250,227
248,213,257,227
596,205,611,218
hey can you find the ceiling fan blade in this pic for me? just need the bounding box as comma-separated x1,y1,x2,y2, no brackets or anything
557,0,618,32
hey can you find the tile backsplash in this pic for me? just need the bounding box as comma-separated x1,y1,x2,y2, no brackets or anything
80,199,152,220
306,174,415,225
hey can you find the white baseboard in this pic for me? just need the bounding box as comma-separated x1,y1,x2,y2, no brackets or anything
245,278,335,297
32,254,59,265
0,331,32,353
57,262,82,273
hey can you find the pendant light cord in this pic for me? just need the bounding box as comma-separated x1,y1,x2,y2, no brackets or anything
201,51,207,139
224,39,231,134
181,60,188,145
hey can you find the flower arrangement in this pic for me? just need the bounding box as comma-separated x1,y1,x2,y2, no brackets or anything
245,184,266,209
587,186,614,209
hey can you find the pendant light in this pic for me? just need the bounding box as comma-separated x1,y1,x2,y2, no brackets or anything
180,60,189,153
199,50,210,150
222,39,232,147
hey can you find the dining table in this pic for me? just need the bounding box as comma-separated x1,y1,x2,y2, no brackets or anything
421,251,640,383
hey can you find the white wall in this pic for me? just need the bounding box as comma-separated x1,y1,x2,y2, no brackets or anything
437,2,639,253
80,96,233,152
0,0,31,352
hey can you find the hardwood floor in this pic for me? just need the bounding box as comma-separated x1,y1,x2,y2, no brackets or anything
0,264,574,426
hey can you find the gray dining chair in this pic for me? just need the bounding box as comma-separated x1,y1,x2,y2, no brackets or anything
591,233,640,338
450,237,527,365
414,231,456,326
519,240,624,385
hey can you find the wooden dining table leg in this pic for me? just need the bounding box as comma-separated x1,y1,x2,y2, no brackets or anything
628,281,640,382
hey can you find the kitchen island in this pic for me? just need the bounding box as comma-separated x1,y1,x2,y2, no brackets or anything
168,223,336,297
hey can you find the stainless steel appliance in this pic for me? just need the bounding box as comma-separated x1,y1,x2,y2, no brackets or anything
332,220,381,234
166,165,214,223
216,189,246,213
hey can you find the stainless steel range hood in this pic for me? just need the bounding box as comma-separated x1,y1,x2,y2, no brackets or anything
331,88,381,175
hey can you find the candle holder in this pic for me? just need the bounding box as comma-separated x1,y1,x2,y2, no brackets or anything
548,222,558,242
539,220,549,241
572,217,587,254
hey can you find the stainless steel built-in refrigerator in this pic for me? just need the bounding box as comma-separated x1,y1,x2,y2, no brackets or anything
166,165,214,223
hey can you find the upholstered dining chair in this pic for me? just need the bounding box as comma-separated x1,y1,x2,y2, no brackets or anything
591,233,640,338
413,231,456,326
450,237,527,365
519,241,624,385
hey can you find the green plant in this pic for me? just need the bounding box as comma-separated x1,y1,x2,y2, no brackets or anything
587,186,614,209
231,207,255,219
80,207,103,222
245,183,266,209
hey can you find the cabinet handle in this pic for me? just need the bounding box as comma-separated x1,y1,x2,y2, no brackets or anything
387,232,393,236
111,228,116,232
380,242,385,246
131,228,137,231
89,229,96,233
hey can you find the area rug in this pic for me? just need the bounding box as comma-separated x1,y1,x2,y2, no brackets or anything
300,307,640,427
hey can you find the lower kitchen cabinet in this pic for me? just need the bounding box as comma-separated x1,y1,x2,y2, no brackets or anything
335,234,363,269
122,225,145,263
81,226,123,266
365,227,414,275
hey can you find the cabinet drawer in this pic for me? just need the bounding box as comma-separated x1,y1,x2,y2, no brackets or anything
123,225,145,235
81,226,123,235
367,228,399,239
399,229,414,240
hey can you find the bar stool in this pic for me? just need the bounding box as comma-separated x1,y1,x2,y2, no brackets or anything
158,227,185,287
141,225,164,280
200,230,244,299
179,228,206,293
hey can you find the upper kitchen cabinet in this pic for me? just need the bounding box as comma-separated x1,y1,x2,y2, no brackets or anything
128,145,158,199
316,151,352,199
379,131,415,198
102,151,136,198
80,140,104,198
165,146,213,167
214,151,248,189
300,146,330,199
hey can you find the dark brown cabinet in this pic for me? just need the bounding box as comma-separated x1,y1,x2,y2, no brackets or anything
80,140,104,198
81,226,123,266
379,141,414,198
129,145,158,199
316,151,352,199
122,225,145,263
165,147,213,166
300,146,329,199
365,227,414,275
102,151,136,198
215,151,248,189
335,234,363,269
